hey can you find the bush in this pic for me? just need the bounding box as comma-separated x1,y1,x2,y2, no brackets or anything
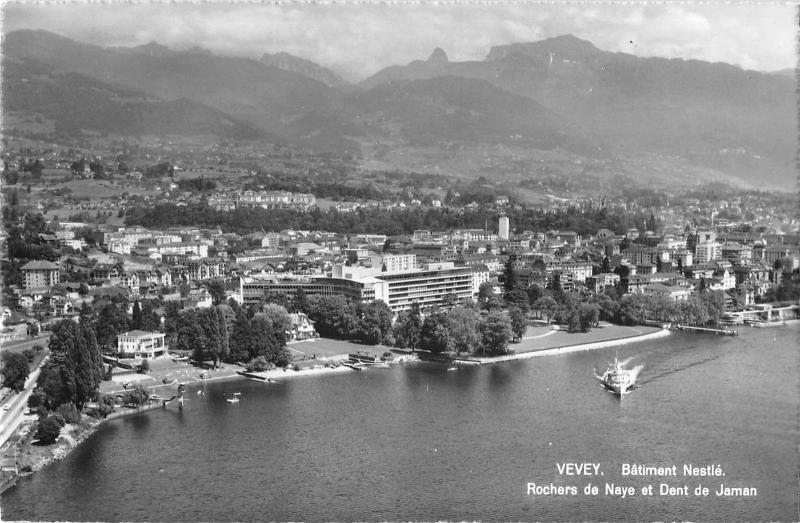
55,402,81,424
245,356,270,372
35,415,62,444
50,413,66,427
96,394,116,418
22,348,35,363
121,385,149,407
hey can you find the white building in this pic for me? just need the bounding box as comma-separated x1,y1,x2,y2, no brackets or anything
116,330,168,360
695,241,721,264
20,260,60,291
499,216,510,241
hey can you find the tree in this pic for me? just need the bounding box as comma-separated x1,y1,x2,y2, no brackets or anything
96,303,130,351
121,385,149,407
22,348,35,363
35,415,62,445
479,313,513,355
446,307,481,354
27,388,48,410
1,352,30,391
96,393,116,417
131,301,142,330
420,312,454,355
292,287,309,314
182,306,231,368
508,307,528,341
305,294,358,339
228,307,254,363
139,301,161,332
564,305,581,333
500,255,520,293
55,402,81,424
206,279,226,305
600,256,611,274
505,289,530,312
577,303,600,332
46,319,103,410
245,356,271,372
477,282,502,311
262,291,290,309
533,296,559,323
355,300,394,345
394,303,423,351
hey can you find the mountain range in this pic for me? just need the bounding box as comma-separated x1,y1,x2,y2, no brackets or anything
3,30,796,189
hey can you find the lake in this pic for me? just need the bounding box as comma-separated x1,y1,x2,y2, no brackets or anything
2,326,797,521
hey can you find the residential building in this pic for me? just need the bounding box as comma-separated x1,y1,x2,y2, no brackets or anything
21,260,60,291
288,313,317,340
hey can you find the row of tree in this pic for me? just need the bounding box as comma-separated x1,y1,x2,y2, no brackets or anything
124,201,655,238
169,301,292,370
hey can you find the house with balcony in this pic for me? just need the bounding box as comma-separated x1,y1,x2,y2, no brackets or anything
116,330,168,360
21,260,60,291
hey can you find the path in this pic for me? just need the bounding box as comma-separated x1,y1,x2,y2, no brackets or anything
521,329,557,341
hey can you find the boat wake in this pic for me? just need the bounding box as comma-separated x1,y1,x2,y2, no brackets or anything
635,353,722,386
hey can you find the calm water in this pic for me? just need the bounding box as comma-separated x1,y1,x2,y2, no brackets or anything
2,327,798,521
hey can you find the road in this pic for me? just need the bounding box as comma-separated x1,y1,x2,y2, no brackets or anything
0,334,51,354
0,355,48,448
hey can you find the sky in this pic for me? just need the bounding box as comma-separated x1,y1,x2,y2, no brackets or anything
2,1,797,81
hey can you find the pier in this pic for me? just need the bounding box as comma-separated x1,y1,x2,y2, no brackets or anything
674,325,738,336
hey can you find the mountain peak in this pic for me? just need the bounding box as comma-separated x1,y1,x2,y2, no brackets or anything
132,41,174,57
485,34,599,63
427,47,448,66
542,34,598,52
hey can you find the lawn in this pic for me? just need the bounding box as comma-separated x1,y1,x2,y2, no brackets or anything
513,322,661,354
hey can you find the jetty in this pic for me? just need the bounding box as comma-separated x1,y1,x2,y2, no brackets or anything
674,324,738,336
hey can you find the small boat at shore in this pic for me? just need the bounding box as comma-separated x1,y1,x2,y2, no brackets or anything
599,356,635,396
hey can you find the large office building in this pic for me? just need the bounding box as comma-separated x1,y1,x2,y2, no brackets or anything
240,259,473,313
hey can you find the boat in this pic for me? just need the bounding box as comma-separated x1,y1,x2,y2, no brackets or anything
446,366,458,372
226,392,242,403
599,356,635,396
